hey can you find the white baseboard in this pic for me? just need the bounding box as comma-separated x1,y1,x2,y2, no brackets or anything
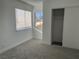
0,38,32,54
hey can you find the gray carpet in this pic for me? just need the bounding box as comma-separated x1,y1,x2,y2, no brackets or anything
0,39,79,59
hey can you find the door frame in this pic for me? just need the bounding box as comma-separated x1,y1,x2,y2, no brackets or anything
51,8,65,46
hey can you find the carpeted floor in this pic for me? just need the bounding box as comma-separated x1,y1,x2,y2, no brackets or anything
0,39,79,59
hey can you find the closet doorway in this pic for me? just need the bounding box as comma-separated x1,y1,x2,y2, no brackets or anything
51,8,64,46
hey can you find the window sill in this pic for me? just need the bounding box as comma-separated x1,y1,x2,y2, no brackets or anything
16,27,32,32
34,27,42,33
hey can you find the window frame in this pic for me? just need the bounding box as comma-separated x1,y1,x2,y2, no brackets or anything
15,8,32,31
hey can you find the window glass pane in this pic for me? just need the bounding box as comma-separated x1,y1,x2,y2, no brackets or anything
25,11,32,28
16,9,25,30
36,11,43,19
35,11,43,30
15,8,32,31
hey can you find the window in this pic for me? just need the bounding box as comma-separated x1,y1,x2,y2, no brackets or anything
35,11,43,20
15,8,32,31
35,11,43,30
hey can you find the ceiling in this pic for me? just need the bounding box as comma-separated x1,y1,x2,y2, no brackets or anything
22,0,43,6
22,0,43,10
23,0,42,3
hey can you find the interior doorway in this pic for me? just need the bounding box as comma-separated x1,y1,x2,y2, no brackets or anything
51,8,64,46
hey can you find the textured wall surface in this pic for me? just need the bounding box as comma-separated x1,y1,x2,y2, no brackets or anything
0,0,33,53
43,0,79,49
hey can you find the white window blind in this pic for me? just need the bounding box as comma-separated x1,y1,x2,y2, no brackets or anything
15,8,32,31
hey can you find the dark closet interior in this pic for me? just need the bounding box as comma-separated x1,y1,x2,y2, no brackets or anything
51,8,64,46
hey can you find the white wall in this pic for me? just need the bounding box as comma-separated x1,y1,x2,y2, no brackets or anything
0,0,33,53
63,7,79,49
33,28,42,40
34,2,43,11
43,0,79,49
